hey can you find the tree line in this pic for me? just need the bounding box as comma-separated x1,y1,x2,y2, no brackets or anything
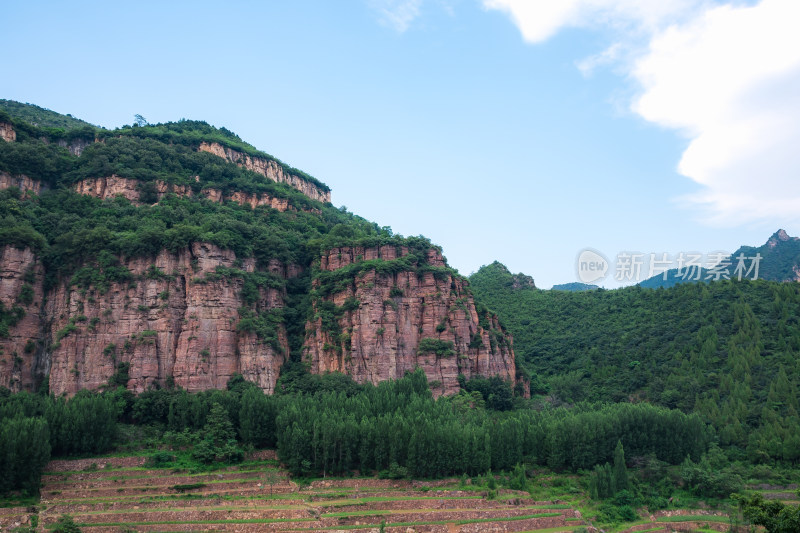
0,369,709,496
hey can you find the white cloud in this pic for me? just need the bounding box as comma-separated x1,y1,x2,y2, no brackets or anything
483,0,704,43
368,0,424,32
576,42,623,77
485,0,800,226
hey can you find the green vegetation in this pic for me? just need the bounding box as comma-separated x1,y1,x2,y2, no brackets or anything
735,491,800,532
0,390,117,495
416,338,455,357
0,369,707,501
4,102,800,529
470,261,800,466
0,100,97,130
0,300,25,338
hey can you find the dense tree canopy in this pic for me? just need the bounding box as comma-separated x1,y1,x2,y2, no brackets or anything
470,262,800,464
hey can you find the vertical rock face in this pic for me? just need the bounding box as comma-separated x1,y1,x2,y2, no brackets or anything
72,176,296,212
305,246,516,396
0,243,289,396
0,172,45,196
198,142,331,204
56,138,92,156
0,246,45,392
73,176,146,203
0,122,15,142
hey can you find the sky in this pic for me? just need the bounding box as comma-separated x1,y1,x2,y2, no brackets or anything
3,0,800,288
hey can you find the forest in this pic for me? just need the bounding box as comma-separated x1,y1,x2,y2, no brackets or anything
0,369,709,505
470,261,800,466
2,102,800,532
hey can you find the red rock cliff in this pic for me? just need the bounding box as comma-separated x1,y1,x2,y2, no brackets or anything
305,246,516,396
0,243,290,395
0,246,45,391
0,172,46,196
199,142,331,204
72,176,296,212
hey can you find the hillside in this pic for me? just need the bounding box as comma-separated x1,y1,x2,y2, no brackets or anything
470,261,800,463
640,229,800,288
0,100,97,130
4,103,800,531
0,101,517,397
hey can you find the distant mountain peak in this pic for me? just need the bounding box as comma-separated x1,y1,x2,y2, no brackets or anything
768,229,797,248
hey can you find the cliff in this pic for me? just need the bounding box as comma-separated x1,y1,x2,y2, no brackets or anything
304,246,516,396
0,122,16,142
199,142,331,204
73,176,197,205
72,176,296,212
0,246,45,391
0,102,519,399
55,137,93,156
0,172,45,196
0,243,290,395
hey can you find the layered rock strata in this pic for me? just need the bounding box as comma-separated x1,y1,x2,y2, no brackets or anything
0,246,45,391
72,176,295,211
0,243,289,395
0,172,45,196
305,246,516,395
198,142,331,204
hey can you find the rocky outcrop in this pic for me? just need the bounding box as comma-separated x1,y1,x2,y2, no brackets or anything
0,246,45,392
0,243,290,395
56,137,93,156
73,176,148,203
199,142,331,204
305,246,516,396
73,176,296,212
73,176,196,205
767,228,796,248
0,122,15,142
45,243,289,395
202,188,290,211
511,272,536,290
0,172,45,196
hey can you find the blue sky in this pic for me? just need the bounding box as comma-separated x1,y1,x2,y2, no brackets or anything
4,0,800,288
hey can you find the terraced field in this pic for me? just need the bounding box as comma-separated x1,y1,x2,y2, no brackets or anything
0,454,587,532
0,454,754,532
749,482,800,505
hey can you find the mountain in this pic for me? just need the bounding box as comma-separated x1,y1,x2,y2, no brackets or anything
0,101,517,397
470,261,800,462
550,282,598,291
639,229,800,288
738,229,800,281
0,99,97,130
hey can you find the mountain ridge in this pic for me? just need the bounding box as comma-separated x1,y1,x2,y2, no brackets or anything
640,228,800,288
0,101,519,397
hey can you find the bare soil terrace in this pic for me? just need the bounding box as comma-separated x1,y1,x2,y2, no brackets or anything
0,455,743,533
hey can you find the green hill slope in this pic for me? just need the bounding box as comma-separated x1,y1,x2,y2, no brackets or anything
470,262,800,462
0,100,97,130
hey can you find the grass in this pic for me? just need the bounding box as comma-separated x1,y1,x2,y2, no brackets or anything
75,517,318,527
655,515,730,523
282,512,564,530
0,494,38,508
320,506,554,518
